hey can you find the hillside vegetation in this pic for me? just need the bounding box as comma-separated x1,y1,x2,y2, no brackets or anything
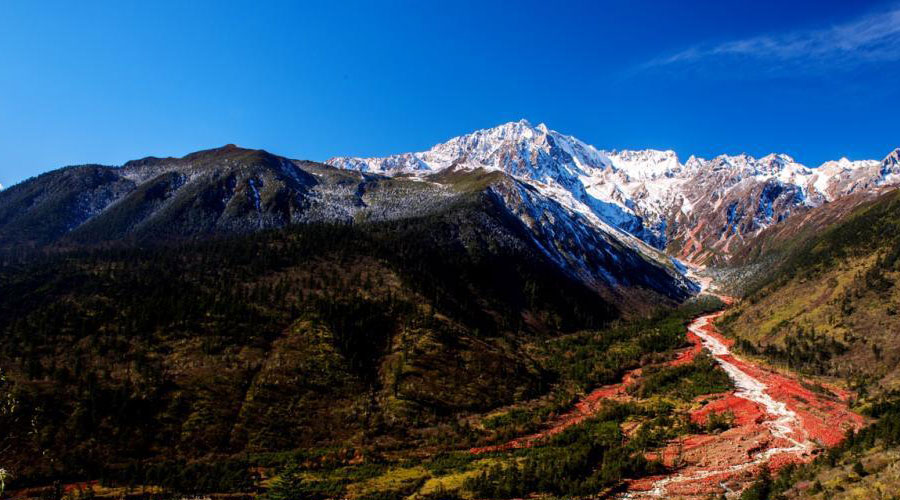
721,188,900,392
719,188,900,500
0,191,622,483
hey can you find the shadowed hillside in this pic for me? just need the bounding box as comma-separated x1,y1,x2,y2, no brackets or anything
0,189,626,485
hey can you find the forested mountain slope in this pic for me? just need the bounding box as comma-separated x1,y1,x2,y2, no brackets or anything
0,190,626,484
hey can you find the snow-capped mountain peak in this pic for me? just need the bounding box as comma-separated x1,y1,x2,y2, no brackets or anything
326,121,899,264
883,148,900,168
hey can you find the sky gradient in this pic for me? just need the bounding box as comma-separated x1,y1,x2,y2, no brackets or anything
1,0,899,188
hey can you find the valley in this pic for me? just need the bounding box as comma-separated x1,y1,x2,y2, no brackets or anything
3,0,899,496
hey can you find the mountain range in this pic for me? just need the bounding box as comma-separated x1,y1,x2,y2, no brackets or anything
329,119,900,265
3,121,900,499
2,120,897,307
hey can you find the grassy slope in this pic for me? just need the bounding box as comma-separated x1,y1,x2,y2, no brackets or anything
721,188,900,394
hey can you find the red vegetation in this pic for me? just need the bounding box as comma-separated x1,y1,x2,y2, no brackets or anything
470,317,717,455
471,297,866,499
468,368,639,454
628,311,865,498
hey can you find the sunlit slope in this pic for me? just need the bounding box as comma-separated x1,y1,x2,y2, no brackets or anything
721,188,900,392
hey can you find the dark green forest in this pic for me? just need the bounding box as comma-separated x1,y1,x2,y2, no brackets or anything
0,195,623,489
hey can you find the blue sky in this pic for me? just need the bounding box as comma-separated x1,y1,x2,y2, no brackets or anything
1,0,899,187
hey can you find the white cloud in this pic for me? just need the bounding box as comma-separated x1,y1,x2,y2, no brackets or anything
645,6,900,73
